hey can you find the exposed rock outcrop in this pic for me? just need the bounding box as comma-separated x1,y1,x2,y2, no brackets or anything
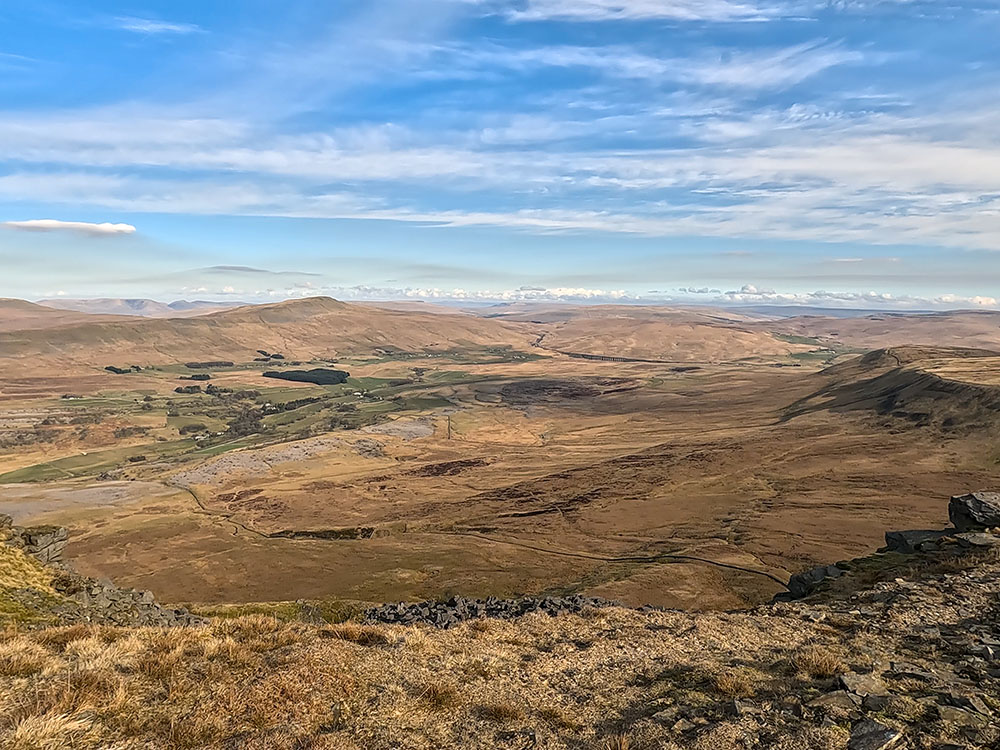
1,517,203,627
782,492,1000,601
950,491,1000,531
3,522,69,564
883,528,953,554
784,563,845,599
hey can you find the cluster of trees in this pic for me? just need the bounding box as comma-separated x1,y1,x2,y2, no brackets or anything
105,365,142,374
0,426,58,449
227,407,264,436
262,368,350,385
184,361,234,369
206,385,260,401
259,395,325,416
113,426,149,439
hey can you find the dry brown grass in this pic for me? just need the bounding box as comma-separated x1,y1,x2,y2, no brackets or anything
602,733,632,750
712,667,764,698
31,624,100,651
794,646,845,679
0,544,53,592
0,566,995,750
0,638,49,676
0,617,357,749
416,681,460,710
539,705,579,730
8,712,96,750
476,699,526,723
319,622,392,646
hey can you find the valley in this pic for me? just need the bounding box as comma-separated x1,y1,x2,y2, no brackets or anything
2,298,998,614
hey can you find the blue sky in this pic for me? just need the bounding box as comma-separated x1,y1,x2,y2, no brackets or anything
1,0,999,308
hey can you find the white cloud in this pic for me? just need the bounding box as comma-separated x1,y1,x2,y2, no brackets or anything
272,284,631,303
114,17,203,35
0,41,993,252
679,284,1000,309
232,283,1000,310
444,39,865,90
501,0,779,23
2,219,137,236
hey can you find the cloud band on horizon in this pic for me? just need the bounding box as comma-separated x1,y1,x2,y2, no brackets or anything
3,219,137,236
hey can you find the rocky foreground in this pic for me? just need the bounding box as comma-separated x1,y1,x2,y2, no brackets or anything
1,495,998,749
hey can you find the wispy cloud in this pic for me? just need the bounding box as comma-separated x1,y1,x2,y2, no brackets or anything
499,0,779,23
1,98,998,250
114,17,203,35
431,39,866,90
1,0,997,302
202,265,322,277
2,219,137,236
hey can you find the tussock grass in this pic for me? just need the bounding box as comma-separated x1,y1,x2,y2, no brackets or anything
0,617,357,749
8,712,95,750
0,544,68,627
416,681,460,710
0,543,53,592
319,623,391,646
712,667,765,698
602,734,632,750
794,646,845,678
476,700,525,722
467,618,493,634
0,638,50,677
0,564,995,750
32,624,99,651
539,705,579,730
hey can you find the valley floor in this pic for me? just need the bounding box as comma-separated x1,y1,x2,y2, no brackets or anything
2,349,997,611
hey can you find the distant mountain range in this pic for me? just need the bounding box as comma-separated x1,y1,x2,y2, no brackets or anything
35,298,239,318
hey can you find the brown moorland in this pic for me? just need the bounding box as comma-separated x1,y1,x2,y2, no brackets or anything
2,299,999,613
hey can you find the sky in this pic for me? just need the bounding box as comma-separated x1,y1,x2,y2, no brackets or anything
1,0,999,309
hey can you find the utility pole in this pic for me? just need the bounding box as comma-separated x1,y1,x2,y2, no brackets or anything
447,415,452,440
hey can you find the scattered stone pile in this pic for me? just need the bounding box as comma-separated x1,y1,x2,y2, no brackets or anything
366,594,619,628
1,514,203,627
768,557,1000,748
50,571,205,627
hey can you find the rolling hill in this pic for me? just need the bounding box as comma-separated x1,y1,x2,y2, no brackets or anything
0,298,136,333
756,310,1000,351
478,304,810,362
0,296,538,369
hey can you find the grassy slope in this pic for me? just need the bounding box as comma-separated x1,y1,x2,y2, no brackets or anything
0,541,66,626
1,552,998,750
